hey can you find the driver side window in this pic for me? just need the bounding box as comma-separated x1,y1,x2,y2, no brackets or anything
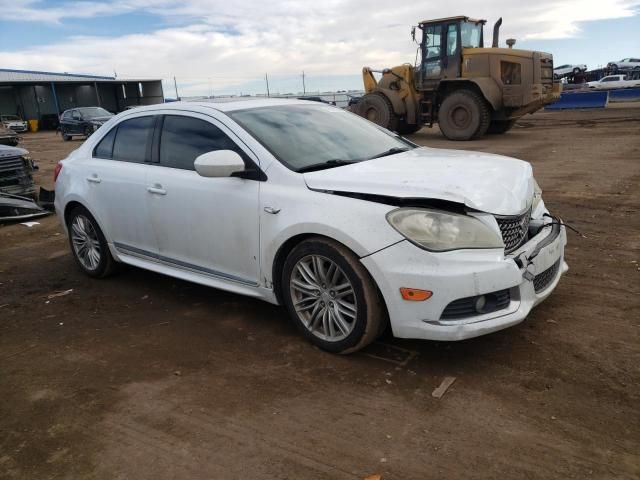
159,115,246,171
72,110,81,120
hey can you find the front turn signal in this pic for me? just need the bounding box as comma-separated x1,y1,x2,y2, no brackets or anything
400,288,433,301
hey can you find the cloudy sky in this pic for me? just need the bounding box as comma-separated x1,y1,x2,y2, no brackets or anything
0,0,638,96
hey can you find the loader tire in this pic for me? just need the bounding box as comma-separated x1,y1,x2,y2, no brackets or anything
438,89,491,140
486,119,516,135
357,93,399,132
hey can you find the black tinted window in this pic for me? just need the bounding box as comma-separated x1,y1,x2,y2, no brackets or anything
159,115,242,170
112,116,154,163
93,127,117,159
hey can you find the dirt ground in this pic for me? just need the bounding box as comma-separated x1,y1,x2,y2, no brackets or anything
1,105,639,480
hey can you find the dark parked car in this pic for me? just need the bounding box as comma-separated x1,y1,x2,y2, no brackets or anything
59,107,114,141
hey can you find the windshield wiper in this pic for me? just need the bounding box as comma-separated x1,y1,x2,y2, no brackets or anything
368,147,410,159
297,159,356,173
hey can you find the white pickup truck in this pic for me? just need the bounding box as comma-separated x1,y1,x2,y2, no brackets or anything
587,75,640,90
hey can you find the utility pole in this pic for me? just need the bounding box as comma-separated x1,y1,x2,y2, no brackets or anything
302,71,306,94
173,76,180,100
265,73,270,97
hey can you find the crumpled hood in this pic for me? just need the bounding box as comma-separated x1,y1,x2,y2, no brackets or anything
0,144,28,158
303,147,534,216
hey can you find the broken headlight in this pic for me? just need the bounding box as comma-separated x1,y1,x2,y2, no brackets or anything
386,208,504,252
532,178,542,212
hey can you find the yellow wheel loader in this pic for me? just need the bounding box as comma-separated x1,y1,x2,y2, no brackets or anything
355,16,561,140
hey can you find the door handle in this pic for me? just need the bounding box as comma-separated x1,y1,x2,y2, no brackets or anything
86,175,101,184
147,184,167,195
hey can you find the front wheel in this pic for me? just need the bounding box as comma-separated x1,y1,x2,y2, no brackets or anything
356,92,399,132
282,237,386,354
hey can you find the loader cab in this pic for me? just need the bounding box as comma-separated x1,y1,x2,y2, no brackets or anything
418,16,485,89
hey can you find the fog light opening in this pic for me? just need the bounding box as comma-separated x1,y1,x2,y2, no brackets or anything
474,295,487,313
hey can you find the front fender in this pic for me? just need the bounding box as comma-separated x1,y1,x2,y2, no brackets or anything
259,185,404,286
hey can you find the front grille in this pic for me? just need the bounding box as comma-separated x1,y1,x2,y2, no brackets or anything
534,259,561,293
496,210,531,253
541,57,554,85
0,156,34,196
441,289,511,320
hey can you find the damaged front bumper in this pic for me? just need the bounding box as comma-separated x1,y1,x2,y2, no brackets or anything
361,214,567,341
0,193,50,223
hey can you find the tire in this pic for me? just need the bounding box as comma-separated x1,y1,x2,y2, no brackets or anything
66,205,117,278
84,126,93,138
396,121,422,135
356,92,399,132
437,89,491,140
486,119,516,135
61,128,71,141
282,237,386,354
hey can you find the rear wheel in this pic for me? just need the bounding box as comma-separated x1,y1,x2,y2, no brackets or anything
486,119,516,135
282,237,385,354
67,205,117,278
437,89,491,140
356,92,399,132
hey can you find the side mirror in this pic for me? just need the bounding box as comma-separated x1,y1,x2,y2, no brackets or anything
411,26,416,42
194,150,245,178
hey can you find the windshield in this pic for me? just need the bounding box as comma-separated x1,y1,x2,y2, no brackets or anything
461,22,482,48
79,107,112,119
228,104,416,172
2,115,20,121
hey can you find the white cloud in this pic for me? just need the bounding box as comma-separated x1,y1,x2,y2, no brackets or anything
0,0,638,95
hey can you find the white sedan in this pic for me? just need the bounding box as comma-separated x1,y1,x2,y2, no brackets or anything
54,99,568,353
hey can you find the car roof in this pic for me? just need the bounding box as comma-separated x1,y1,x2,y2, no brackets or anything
127,98,325,115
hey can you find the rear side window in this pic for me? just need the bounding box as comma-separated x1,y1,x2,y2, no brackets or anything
159,115,243,171
93,127,117,159
112,116,155,163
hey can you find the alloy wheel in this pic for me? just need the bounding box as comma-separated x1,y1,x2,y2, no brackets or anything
70,214,101,271
289,254,358,342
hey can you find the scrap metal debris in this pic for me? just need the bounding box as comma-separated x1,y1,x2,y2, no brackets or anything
0,193,49,223
432,376,457,399
47,289,74,299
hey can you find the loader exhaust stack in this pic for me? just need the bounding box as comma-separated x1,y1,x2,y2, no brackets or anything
492,17,502,48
